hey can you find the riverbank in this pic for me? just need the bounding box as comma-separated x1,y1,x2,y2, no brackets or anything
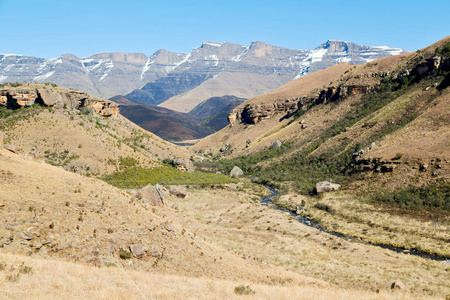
164,186,450,298
271,191,450,260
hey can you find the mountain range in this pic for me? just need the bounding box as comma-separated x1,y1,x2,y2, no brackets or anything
1,40,407,113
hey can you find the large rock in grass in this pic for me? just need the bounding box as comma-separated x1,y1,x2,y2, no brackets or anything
391,280,406,290
272,140,282,150
173,158,194,172
169,185,187,198
129,244,146,257
316,181,341,193
137,184,166,206
229,166,243,177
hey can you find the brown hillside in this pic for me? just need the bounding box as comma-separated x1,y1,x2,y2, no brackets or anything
0,83,192,175
0,148,321,286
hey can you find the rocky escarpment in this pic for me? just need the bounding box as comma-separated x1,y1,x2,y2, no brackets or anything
0,85,119,117
228,53,450,125
228,82,373,125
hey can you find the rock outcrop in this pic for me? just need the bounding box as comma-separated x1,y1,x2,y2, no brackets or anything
136,184,166,206
173,158,194,172
228,83,372,125
0,85,119,117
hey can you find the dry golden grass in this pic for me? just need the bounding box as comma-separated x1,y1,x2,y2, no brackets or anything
0,252,418,300
276,191,450,258
0,149,326,288
165,186,450,299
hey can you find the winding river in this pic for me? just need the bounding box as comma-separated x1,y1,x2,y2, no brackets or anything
261,186,449,262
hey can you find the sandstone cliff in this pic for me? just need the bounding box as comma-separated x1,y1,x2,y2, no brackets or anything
0,83,119,117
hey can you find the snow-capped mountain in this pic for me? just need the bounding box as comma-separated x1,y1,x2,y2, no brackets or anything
0,40,407,110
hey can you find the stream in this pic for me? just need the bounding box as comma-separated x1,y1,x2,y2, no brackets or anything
261,186,449,262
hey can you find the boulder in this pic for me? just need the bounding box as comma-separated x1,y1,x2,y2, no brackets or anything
4,144,18,154
129,244,146,257
229,166,243,177
173,158,194,172
137,184,165,206
220,143,230,153
391,280,406,290
316,181,341,193
272,140,282,150
169,185,187,198
301,123,309,129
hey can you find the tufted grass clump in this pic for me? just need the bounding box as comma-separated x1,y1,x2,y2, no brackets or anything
234,285,255,295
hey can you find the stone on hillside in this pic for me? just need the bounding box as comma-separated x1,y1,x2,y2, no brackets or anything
169,185,187,198
229,166,243,177
301,123,309,129
316,181,341,193
220,143,230,152
163,222,174,232
129,244,146,257
4,144,18,154
137,184,165,206
391,280,406,290
272,140,282,150
173,158,194,172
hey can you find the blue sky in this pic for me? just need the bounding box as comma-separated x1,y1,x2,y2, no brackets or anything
1,0,449,58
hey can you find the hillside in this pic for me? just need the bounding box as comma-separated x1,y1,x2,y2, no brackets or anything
0,83,191,175
193,37,450,166
0,148,322,286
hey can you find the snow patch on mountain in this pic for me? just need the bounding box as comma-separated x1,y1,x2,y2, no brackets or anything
34,71,55,82
140,56,153,80
231,45,250,62
373,46,405,56
202,41,222,48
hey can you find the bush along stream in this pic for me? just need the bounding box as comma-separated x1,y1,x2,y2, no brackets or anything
261,187,449,262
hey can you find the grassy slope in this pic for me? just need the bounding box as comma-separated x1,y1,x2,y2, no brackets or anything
0,102,192,176
0,148,319,286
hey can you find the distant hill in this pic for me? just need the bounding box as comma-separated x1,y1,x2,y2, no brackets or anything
110,95,213,142
189,95,246,131
188,95,246,120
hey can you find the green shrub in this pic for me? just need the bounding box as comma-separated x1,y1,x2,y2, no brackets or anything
234,285,255,295
119,250,131,260
371,184,450,210
101,166,238,189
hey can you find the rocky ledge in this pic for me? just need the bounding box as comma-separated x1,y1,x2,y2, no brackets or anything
0,85,119,117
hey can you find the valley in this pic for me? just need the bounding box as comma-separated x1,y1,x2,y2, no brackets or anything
0,36,449,300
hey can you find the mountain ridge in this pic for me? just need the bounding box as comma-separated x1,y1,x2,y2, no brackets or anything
1,40,407,111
